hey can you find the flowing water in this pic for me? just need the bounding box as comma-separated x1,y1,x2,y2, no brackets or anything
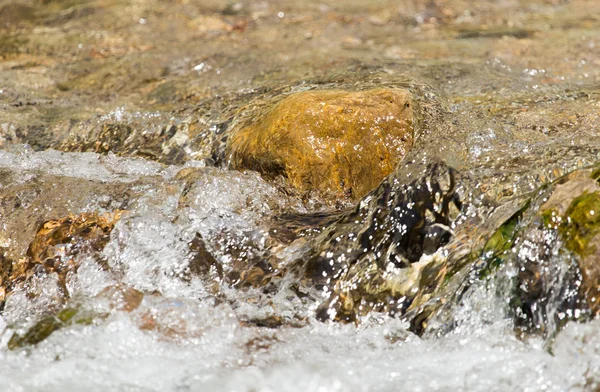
1,0,600,390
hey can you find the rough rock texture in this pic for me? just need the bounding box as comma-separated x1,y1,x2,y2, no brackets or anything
452,167,600,338
541,172,600,316
300,161,460,323
2,211,124,305
227,88,414,205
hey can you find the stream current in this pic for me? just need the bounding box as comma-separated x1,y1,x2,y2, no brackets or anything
0,148,599,392
2,0,600,391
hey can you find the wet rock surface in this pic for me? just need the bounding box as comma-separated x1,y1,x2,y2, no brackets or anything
5,211,123,301
420,166,600,342
227,88,414,205
302,161,459,322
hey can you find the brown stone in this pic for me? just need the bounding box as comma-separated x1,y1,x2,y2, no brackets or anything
97,284,144,312
27,211,123,265
226,88,414,204
3,211,124,300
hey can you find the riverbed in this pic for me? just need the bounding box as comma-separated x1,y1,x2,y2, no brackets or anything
1,0,600,391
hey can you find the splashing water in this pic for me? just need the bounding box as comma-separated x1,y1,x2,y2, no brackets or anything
3,0,600,390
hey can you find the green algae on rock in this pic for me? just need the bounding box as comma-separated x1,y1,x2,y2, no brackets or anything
476,201,530,280
422,166,600,340
560,192,600,257
7,285,144,349
226,88,414,205
538,175,600,317
7,306,96,350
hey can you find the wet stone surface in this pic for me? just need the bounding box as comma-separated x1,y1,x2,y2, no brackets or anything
302,161,460,323
227,87,414,205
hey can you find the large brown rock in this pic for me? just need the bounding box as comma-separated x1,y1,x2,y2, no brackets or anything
226,88,414,205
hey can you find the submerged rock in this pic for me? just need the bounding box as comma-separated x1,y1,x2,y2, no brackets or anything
6,286,237,349
541,171,600,317
2,211,123,307
7,306,94,350
7,284,143,349
27,211,123,265
227,88,414,206
290,160,461,323
423,166,600,340
175,166,295,290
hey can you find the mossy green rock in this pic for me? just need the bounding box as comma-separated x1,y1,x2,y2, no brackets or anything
7,285,143,349
549,191,600,315
561,192,600,256
7,307,89,349
538,173,600,316
227,88,414,205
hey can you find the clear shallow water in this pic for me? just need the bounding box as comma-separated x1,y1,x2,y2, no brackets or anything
2,0,600,390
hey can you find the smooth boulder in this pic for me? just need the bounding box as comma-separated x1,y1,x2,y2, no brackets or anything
226,88,414,205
